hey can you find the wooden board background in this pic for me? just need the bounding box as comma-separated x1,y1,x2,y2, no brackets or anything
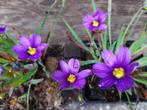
0,0,146,45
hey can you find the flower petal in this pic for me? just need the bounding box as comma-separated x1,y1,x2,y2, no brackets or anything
13,45,29,60
126,62,139,74
20,36,30,48
98,12,107,22
59,81,70,90
93,10,101,19
60,60,70,73
51,70,68,82
116,76,134,92
0,25,7,34
98,24,107,30
68,58,80,73
89,25,97,31
73,78,86,89
102,50,117,67
116,47,131,65
83,14,93,26
98,75,117,89
92,63,111,78
37,43,48,51
76,69,91,79
29,34,41,47
29,51,42,61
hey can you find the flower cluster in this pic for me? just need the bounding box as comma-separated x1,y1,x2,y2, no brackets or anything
51,47,139,92
52,59,91,90
83,10,107,31
13,34,48,61
0,2,144,105
92,47,138,92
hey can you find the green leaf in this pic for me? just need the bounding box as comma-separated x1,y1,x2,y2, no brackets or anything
0,57,9,64
130,32,147,54
30,78,43,85
138,73,147,77
2,64,38,88
134,78,147,85
84,27,92,39
132,45,147,56
35,13,49,35
121,7,143,40
101,31,107,50
115,27,125,52
109,41,116,52
136,56,147,67
81,60,98,66
6,32,17,44
91,0,97,12
108,0,112,45
127,90,133,96
63,19,90,53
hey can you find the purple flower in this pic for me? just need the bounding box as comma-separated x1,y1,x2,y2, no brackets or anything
51,58,91,90
0,65,4,76
0,25,7,34
83,10,107,31
92,47,139,92
13,34,48,61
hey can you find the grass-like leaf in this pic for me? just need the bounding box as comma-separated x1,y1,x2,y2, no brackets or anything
91,0,97,12
115,27,125,52
132,45,147,56
81,60,98,66
130,32,147,54
136,56,147,67
138,73,147,77
2,63,38,89
108,0,112,45
109,41,116,52
134,78,147,85
35,14,49,35
63,19,90,53
121,7,143,40
101,31,107,50
6,32,17,44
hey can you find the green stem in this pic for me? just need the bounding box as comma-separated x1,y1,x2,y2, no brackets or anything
108,0,112,46
38,59,50,79
27,84,32,110
78,90,84,104
91,0,97,12
125,92,133,110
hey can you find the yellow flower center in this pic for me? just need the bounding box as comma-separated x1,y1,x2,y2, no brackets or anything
113,67,125,79
92,20,99,27
67,74,76,83
27,47,36,55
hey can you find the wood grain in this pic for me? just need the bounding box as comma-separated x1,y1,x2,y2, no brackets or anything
0,0,145,45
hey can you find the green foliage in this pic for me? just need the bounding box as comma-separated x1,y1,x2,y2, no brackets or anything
130,32,147,55
121,7,143,40
138,73,147,77
109,41,116,52
35,13,49,35
0,63,38,89
101,31,107,50
136,56,147,67
115,27,125,51
108,0,112,45
91,0,97,12
81,60,98,66
134,78,147,85
63,19,90,53
0,34,16,56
